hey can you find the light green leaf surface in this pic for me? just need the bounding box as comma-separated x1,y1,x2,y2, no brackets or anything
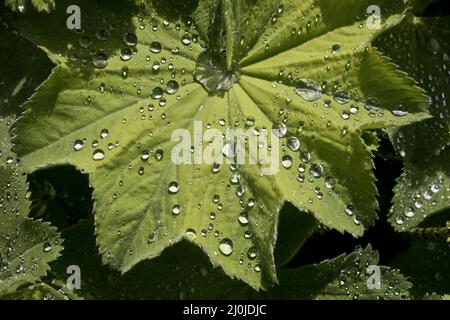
11,0,429,289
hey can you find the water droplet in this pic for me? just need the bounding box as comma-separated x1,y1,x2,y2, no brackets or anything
168,181,179,194
120,47,133,61
73,140,84,151
325,176,335,189
92,52,108,69
92,149,105,161
404,207,415,218
238,212,249,226
165,80,179,95
123,32,137,46
100,129,109,139
309,163,323,178
148,232,156,243
334,91,350,105
185,228,196,239
287,136,300,151
152,87,164,99
294,79,322,101
181,35,191,46
172,204,181,215
43,242,52,252
150,41,162,53
218,238,233,256
272,123,287,138
247,246,257,260
345,204,354,216
155,149,164,161
281,155,293,169
392,109,408,117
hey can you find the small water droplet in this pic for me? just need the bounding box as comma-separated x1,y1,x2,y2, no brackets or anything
43,242,52,252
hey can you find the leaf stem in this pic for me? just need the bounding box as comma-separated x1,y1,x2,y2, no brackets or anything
222,0,235,71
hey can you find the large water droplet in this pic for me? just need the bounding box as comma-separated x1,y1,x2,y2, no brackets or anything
218,238,233,256
287,136,300,151
123,32,137,46
294,79,322,101
309,163,323,178
92,53,108,69
92,149,105,161
150,41,162,53
165,80,179,95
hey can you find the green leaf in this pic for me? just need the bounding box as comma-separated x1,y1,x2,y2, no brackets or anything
5,0,55,12
269,246,412,300
389,148,450,230
374,14,450,230
390,239,450,297
375,14,450,162
11,0,429,290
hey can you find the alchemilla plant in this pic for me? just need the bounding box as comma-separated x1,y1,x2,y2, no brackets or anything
0,0,449,300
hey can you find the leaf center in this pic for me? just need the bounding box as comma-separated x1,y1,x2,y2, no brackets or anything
194,52,241,95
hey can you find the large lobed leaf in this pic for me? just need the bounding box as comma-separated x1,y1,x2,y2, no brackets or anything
10,0,429,289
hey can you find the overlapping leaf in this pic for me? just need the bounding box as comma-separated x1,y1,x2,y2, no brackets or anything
269,246,412,300
374,11,450,230
10,0,430,289
0,118,62,296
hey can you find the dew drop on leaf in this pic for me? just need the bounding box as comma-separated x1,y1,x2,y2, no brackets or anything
149,41,162,53
309,163,323,178
294,79,322,101
218,238,233,256
238,212,249,226
120,48,133,61
73,140,84,151
123,32,137,46
281,155,293,169
92,149,105,161
165,80,179,95
247,246,257,260
272,123,287,138
43,242,52,252
287,136,300,151
168,181,179,194
92,52,108,69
